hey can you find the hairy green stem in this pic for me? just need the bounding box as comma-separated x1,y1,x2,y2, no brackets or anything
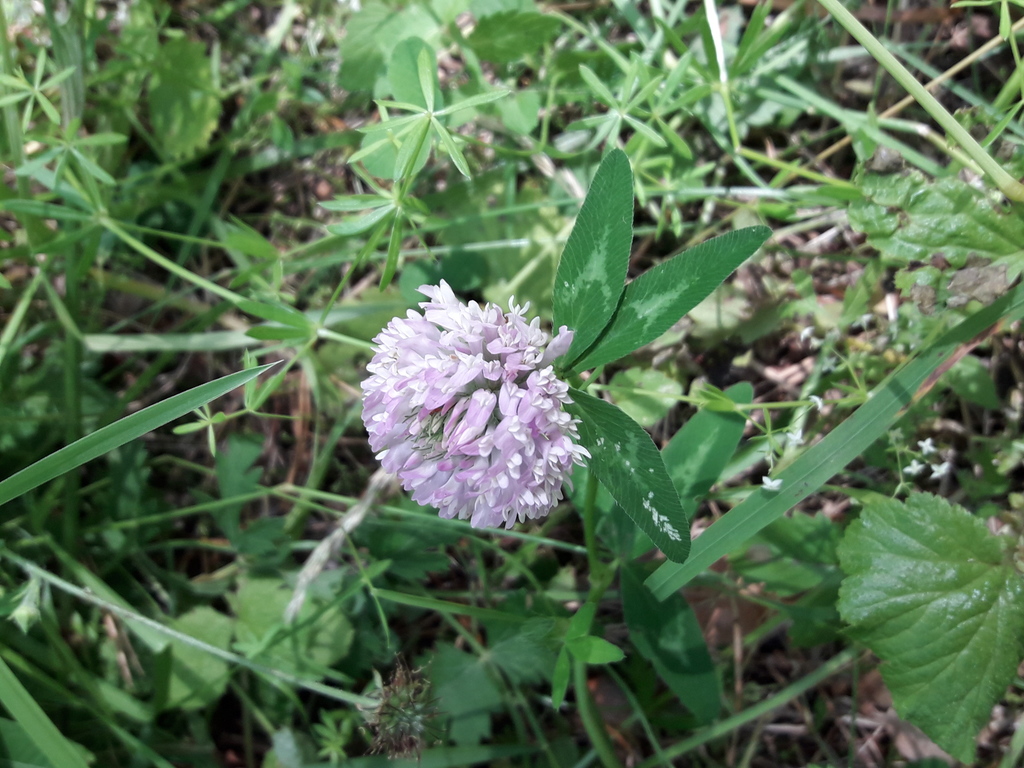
816,0,1024,201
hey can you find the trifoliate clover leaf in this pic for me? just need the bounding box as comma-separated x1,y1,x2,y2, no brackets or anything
837,493,1024,762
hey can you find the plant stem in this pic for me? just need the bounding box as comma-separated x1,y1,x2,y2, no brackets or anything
2,550,380,709
635,648,858,768
816,0,1024,202
0,1,47,248
573,659,626,768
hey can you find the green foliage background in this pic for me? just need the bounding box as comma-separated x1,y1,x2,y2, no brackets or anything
2,0,1024,765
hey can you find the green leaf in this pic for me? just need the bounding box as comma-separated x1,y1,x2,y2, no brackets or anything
325,203,396,236
433,119,471,177
494,90,540,134
663,382,751,506
0,716,55,767
578,64,617,106
622,114,667,147
467,12,561,64
607,368,682,427
0,199,93,221
837,493,1024,762
148,37,221,160
621,566,720,724
236,300,314,329
320,194,393,212
435,88,512,116
0,657,89,768
430,644,504,745
83,331,254,353
163,607,234,711
0,363,276,512
233,576,355,676
550,649,571,709
418,47,436,112
566,601,596,639
848,169,1024,278
245,326,313,341
554,150,633,366
566,635,625,664
394,116,431,181
571,226,770,371
389,37,443,112
567,388,690,563
943,354,1000,409
646,282,1024,597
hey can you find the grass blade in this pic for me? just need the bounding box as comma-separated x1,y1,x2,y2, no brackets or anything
0,655,90,768
647,283,1024,598
0,363,277,512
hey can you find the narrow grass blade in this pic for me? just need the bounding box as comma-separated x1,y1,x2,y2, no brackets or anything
0,656,90,768
647,283,1024,598
0,363,277,511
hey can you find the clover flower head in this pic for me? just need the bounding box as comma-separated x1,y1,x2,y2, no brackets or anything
361,281,589,529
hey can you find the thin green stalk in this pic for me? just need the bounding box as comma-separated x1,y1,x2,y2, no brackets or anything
573,659,625,768
0,1,47,248
703,0,741,150
317,327,375,350
816,0,1024,201
635,648,858,768
1,550,379,709
582,471,601,583
0,268,45,372
101,216,247,305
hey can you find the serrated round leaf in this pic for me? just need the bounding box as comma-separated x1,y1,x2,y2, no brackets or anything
567,388,690,563
164,607,234,711
571,226,770,371
467,11,561,64
848,171,1024,276
554,150,633,366
838,493,1024,762
148,38,221,160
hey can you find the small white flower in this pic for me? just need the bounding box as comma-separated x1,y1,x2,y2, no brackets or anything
917,438,937,456
799,327,815,342
785,428,804,447
905,459,926,477
761,476,783,492
809,395,824,410
929,461,952,481
853,312,874,329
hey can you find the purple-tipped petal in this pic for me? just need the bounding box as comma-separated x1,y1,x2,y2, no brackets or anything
360,284,587,528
